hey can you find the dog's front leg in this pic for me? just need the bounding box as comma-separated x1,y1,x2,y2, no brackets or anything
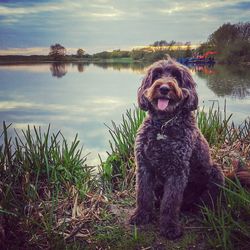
160,173,188,239
129,164,154,225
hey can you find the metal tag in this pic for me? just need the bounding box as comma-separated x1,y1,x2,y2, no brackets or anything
156,133,167,140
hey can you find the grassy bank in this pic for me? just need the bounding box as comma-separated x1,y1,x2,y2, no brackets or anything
1,105,250,249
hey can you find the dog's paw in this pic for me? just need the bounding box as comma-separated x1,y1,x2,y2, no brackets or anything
160,225,183,240
129,211,152,225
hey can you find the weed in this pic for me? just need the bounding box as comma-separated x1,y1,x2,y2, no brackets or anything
201,177,250,250
0,123,96,248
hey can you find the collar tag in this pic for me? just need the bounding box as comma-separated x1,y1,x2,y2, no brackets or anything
157,133,168,140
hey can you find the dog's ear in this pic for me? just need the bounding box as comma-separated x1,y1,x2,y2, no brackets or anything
137,69,153,111
180,66,198,111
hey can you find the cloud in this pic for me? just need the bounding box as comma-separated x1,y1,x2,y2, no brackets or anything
0,3,62,15
0,47,50,55
0,0,249,52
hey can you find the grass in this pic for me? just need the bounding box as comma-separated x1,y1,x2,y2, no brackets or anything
201,177,250,250
99,107,145,192
0,122,96,248
1,104,250,249
197,100,250,146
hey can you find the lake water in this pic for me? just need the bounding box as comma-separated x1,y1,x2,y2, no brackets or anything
0,62,249,165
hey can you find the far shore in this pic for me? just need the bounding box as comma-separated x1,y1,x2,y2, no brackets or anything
1,55,250,66
0,55,145,66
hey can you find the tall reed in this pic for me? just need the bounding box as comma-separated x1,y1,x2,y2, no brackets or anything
100,107,145,191
0,122,95,247
201,178,250,250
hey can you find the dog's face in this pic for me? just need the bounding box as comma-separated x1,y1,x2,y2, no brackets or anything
138,58,198,115
144,76,183,114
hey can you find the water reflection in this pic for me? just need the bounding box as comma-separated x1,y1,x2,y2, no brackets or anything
92,61,148,73
77,63,85,73
1,62,249,99
189,64,217,75
50,63,67,78
49,61,148,77
193,64,250,99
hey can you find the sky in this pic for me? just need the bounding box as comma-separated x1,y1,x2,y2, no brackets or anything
0,0,249,55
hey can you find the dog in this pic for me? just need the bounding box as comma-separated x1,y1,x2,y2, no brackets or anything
129,57,225,240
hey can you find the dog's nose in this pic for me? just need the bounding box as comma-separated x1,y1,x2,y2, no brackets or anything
159,85,170,95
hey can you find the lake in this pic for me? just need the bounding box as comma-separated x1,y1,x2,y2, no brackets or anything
0,62,249,165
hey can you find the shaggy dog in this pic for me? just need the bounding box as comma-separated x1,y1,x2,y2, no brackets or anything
129,57,225,240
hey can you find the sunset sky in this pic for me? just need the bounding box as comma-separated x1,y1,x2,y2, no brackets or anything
0,0,249,55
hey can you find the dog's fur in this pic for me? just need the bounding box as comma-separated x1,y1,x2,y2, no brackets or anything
129,57,225,239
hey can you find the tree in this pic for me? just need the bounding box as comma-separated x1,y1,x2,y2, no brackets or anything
208,23,239,50
49,43,66,60
77,48,85,58
184,43,192,58
198,22,250,63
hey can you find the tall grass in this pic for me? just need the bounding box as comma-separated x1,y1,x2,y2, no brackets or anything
197,101,250,146
99,107,145,191
0,122,95,247
201,178,250,250
100,103,250,192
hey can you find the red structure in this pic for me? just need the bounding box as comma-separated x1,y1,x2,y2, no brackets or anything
197,51,218,60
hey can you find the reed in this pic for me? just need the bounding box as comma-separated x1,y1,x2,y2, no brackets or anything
201,178,250,250
0,122,95,247
196,101,250,146
99,107,145,191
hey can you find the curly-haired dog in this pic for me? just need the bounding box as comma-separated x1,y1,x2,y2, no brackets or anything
129,57,225,240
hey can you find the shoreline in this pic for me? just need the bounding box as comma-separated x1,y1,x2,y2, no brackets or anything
1,56,249,66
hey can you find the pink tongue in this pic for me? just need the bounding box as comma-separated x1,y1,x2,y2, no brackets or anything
157,99,169,111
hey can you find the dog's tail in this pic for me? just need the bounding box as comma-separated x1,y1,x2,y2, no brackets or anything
225,160,250,188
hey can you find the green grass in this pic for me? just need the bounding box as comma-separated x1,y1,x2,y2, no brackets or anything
197,100,250,146
99,107,145,191
201,178,250,250
0,122,95,248
1,104,250,249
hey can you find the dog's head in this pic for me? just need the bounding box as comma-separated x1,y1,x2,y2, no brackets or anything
138,57,198,115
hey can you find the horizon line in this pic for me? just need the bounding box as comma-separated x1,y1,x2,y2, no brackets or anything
0,43,201,56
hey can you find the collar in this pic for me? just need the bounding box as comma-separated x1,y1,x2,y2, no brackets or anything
151,114,178,131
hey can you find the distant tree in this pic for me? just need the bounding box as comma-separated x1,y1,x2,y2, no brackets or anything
167,40,176,50
197,22,250,63
235,22,250,40
77,48,85,58
131,49,146,60
93,51,111,59
184,44,192,58
196,42,214,55
208,23,239,50
49,43,66,60
151,40,170,47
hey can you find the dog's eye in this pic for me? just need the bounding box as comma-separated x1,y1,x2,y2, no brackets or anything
152,68,162,82
171,69,182,86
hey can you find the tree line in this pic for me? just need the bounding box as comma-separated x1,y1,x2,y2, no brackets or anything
50,20,250,64
197,22,250,64
1,22,248,64
49,44,88,60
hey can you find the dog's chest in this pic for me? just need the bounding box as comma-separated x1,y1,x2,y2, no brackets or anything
143,128,181,162
137,124,190,175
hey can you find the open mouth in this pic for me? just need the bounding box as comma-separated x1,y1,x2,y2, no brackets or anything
156,98,170,111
